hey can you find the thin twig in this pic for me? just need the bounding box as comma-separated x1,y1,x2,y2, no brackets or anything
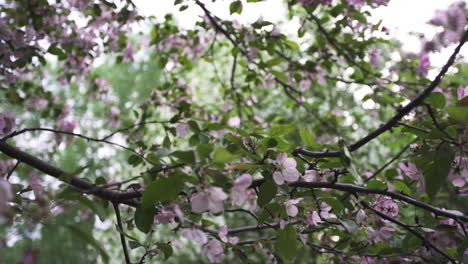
113,202,132,264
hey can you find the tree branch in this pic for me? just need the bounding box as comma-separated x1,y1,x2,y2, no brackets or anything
250,179,468,223
113,202,132,264
0,140,139,207
294,29,468,158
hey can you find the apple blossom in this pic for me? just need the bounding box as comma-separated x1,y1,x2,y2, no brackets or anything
230,173,253,206
182,229,208,244
373,198,399,218
399,162,425,193
418,54,430,77
272,153,300,185
284,198,303,217
0,111,16,137
190,187,228,214
176,123,189,138
218,225,239,244
457,85,468,100
201,239,225,263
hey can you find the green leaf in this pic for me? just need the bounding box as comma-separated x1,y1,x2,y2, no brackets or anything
269,124,296,137
322,197,344,213
446,106,468,123
171,150,195,164
367,180,387,190
157,243,173,260
299,128,316,147
284,40,300,52
416,145,454,198
66,225,110,264
271,70,289,84
212,147,239,164
197,144,214,160
47,43,67,59
229,1,243,14
141,177,184,208
393,180,412,195
257,180,277,207
275,225,298,261
128,154,143,167
426,92,446,109
134,206,156,233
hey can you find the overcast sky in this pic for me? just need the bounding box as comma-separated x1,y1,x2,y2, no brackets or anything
133,0,462,67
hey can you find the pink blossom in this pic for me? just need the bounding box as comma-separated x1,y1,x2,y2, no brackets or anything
122,40,134,63
30,172,46,200
457,85,468,100
399,162,425,193
271,25,281,37
418,54,430,77
155,204,184,224
346,0,365,8
272,153,300,185
227,116,241,128
0,111,16,136
0,177,12,215
303,170,319,182
370,48,380,66
284,198,303,217
201,239,225,263
176,123,189,138
356,209,366,224
0,160,15,177
299,79,311,92
230,173,253,206
171,240,184,249
218,225,239,244
307,211,322,226
373,198,399,218
181,229,208,244
299,0,332,6
367,226,395,242
190,187,228,214
448,156,468,187
57,119,77,133
29,96,49,111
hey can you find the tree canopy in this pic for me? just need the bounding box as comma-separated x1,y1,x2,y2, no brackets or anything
0,0,467,263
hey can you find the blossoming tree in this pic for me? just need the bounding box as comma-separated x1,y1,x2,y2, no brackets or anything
1,0,467,263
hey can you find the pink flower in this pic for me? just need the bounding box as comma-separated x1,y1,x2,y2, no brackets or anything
448,156,468,187
370,48,380,66
284,198,303,217
299,79,311,92
373,198,399,218
303,170,319,182
122,40,134,63
367,226,395,242
227,116,241,128
29,96,48,111
272,153,300,185
418,54,430,77
0,177,12,210
230,173,252,206
201,239,225,263
218,225,239,244
346,0,365,8
176,123,189,138
182,229,208,244
0,111,16,136
271,25,281,37
356,209,366,224
307,211,322,226
30,172,46,200
307,202,332,226
457,85,468,100
190,187,228,214
57,119,77,133
399,162,425,193
155,204,184,224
